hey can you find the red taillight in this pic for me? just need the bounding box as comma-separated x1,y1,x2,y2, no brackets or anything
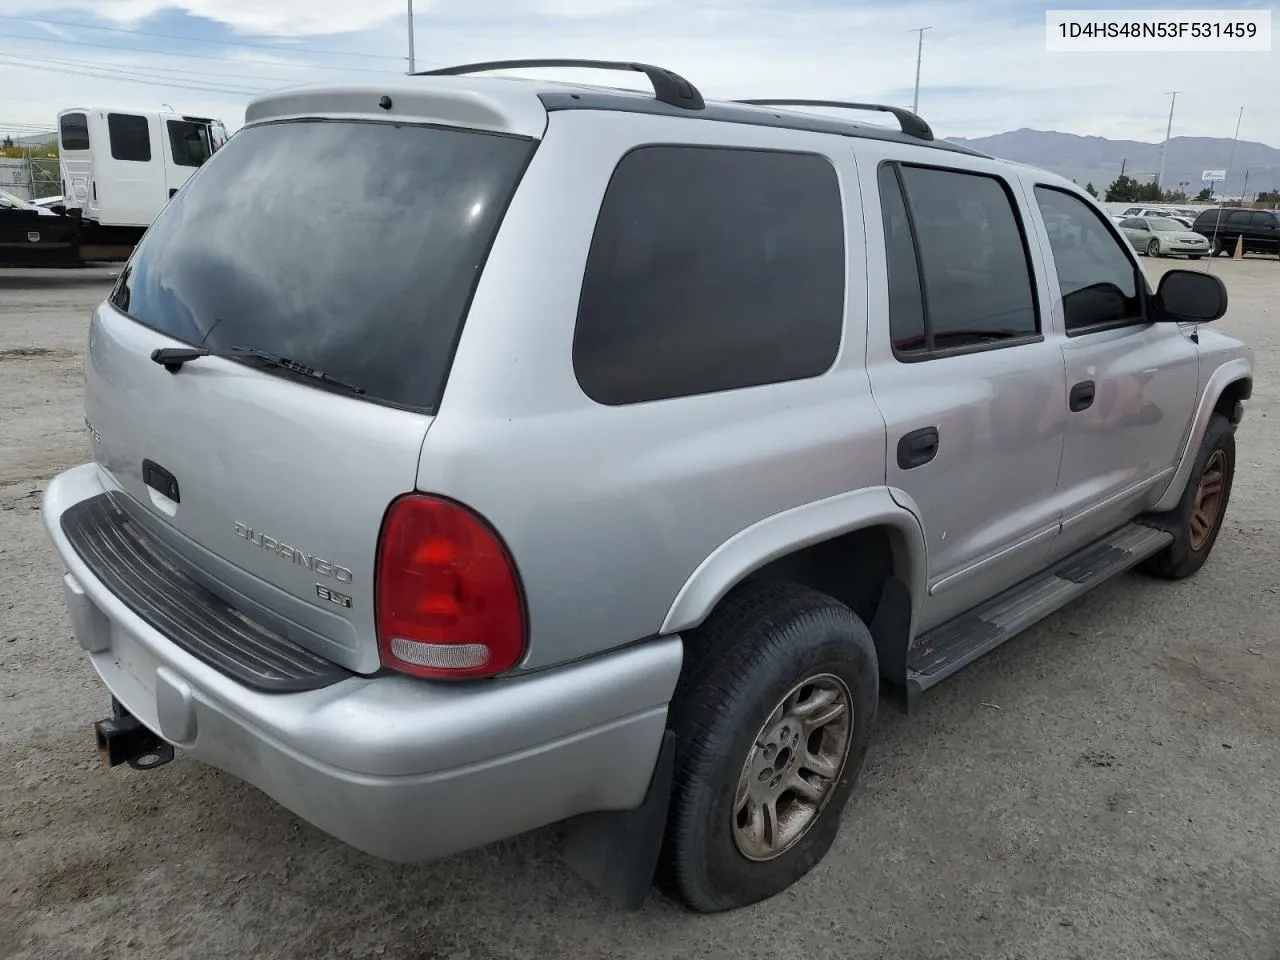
375,494,526,679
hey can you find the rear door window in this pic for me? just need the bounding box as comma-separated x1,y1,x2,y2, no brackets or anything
60,112,90,151
108,113,152,162
167,120,213,167
1226,211,1253,227
109,120,534,412
573,145,845,405
885,163,1039,356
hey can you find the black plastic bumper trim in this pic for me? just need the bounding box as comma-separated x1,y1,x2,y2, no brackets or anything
60,493,352,693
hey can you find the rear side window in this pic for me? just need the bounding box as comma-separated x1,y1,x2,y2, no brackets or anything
574,145,845,405
167,120,213,167
109,120,534,412
1227,210,1253,226
881,163,1038,356
60,113,90,151
878,165,926,348
108,113,151,162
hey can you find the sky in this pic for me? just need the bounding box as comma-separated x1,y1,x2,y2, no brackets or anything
1,0,1277,147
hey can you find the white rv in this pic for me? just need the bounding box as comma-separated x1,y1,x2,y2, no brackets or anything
57,107,227,244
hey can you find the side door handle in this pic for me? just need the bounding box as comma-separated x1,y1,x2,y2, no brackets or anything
1069,380,1096,413
897,427,940,469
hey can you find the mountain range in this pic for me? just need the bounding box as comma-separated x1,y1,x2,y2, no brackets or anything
947,128,1280,198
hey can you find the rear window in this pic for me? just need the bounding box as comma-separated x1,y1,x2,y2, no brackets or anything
60,112,90,151
108,113,151,162
109,120,534,412
573,145,845,406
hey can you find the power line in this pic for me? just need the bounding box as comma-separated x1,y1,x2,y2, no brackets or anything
0,31,407,74
0,50,311,87
0,56,269,97
0,13,406,62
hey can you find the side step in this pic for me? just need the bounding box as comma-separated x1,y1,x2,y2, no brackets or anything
905,522,1173,707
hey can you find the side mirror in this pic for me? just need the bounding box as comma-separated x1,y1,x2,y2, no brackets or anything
1154,269,1227,323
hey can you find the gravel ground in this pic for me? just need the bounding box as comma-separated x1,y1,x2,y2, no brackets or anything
2,258,1278,960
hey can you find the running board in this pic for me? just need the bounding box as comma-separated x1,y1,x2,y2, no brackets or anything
905,523,1173,708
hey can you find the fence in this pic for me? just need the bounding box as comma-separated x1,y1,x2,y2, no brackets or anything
0,145,61,202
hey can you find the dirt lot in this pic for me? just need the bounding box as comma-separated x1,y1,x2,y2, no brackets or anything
2,259,1278,960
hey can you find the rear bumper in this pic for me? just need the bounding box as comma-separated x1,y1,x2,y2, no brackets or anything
43,463,683,862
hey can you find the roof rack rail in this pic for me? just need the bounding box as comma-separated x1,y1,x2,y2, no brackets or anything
415,59,705,111
733,99,934,141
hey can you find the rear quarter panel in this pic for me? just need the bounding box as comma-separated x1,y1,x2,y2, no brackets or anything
418,110,889,670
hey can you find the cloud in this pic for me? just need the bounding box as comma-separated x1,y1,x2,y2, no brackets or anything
0,0,1276,149
0,0,408,36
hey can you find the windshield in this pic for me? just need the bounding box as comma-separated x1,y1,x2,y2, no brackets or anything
0,188,33,210
109,119,535,412
1148,218,1183,232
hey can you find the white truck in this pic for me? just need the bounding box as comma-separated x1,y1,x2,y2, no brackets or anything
56,107,227,256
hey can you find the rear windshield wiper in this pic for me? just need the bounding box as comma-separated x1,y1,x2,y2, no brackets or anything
150,345,366,396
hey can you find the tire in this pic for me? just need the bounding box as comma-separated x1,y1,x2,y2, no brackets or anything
1141,413,1236,579
657,582,878,913
1147,239,1162,258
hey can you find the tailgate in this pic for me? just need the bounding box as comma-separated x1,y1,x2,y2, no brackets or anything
81,114,535,674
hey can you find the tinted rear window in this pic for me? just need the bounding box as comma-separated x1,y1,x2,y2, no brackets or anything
109,120,534,412
574,145,845,405
108,113,151,162
60,112,90,151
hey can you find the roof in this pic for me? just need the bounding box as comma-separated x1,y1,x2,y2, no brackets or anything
244,61,991,158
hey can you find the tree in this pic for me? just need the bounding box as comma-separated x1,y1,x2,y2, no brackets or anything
1195,187,1213,202
1256,190,1280,205
1,135,12,149
1105,175,1141,202
1085,182,1099,198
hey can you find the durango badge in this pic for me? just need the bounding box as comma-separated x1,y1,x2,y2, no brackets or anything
232,522,353,583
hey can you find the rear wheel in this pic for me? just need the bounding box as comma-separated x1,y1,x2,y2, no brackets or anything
1142,413,1235,579
658,582,878,913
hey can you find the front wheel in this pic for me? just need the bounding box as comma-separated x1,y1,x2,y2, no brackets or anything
1142,413,1235,579
1147,239,1162,258
658,582,878,913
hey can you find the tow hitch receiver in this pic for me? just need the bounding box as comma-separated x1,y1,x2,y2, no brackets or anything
94,698,174,770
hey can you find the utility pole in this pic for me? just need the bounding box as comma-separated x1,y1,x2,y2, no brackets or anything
1241,168,1250,203
1156,91,1180,191
910,27,932,115
406,0,416,74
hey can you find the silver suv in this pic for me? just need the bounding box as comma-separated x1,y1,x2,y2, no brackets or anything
43,60,1253,914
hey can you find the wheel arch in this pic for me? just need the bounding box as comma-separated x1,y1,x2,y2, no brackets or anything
660,487,927,685
1152,360,1252,513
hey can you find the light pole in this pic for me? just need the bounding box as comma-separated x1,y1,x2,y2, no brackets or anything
407,0,416,74
1156,90,1180,191
910,27,932,115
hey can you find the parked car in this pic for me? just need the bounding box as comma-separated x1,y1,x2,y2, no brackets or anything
1117,216,1211,258
1192,207,1280,257
1116,205,1192,228
42,61,1254,914
1,188,81,265
1,187,56,216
